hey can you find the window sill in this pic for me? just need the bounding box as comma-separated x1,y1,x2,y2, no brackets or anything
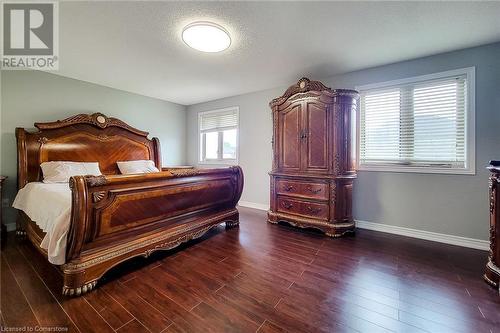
198,160,238,166
357,165,475,175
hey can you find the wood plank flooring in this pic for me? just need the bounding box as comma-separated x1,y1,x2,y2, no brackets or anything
1,207,499,332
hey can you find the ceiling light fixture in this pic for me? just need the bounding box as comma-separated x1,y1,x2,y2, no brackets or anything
182,21,231,53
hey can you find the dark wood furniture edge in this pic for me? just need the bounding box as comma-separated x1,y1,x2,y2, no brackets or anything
485,161,500,293
0,176,7,247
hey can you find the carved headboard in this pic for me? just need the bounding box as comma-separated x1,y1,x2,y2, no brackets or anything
16,113,161,188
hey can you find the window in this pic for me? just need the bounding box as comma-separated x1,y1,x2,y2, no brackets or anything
198,107,239,164
356,67,475,174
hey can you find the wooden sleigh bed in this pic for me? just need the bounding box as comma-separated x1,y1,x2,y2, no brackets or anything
15,113,243,296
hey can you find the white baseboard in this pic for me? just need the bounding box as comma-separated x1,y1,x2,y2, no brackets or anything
238,201,269,211
237,200,489,251
355,219,489,251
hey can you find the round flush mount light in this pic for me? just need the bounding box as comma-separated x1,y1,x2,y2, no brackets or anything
182,22,231,53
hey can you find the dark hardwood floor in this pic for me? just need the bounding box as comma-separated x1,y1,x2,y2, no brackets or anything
1,207,499,333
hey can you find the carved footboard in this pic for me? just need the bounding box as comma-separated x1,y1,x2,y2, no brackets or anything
62,166,244,296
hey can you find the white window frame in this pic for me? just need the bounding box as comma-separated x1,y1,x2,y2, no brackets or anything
355,67,476,175
198,106,240,165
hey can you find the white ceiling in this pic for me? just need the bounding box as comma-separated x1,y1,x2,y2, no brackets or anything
57,1,500,105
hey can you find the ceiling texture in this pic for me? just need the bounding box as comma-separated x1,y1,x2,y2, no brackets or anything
58,1,500,105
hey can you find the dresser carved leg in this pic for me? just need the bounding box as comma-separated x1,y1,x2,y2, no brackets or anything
484,259,500,294
325,224,355,238
325,230,354,238
325,230,342,238
267,211,278,224
483,273,498,289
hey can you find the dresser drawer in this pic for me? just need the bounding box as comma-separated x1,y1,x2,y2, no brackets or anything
276,179,328,200
277,196,329,220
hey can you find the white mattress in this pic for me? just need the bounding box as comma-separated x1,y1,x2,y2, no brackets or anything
13,182,72,265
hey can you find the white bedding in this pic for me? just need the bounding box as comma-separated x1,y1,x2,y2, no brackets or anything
13,182,72,265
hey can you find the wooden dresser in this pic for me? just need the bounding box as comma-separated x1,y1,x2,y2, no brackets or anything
485,161,500,293
267,78,358,237
1,176,7,245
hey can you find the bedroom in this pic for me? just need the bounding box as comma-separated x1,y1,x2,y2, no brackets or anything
1,1,500,332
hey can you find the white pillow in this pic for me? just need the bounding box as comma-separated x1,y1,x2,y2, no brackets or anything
41,161,102,183
117,160,159,174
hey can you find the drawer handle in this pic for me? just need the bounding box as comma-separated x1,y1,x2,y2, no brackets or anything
282,202,294,209
284,185,295,192
306,206,321,214
306,186,322,194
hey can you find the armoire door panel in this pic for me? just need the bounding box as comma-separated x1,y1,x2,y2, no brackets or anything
306,102,328,170
280,103,301,170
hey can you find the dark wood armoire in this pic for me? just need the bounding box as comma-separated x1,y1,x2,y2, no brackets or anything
485,161,500,294
267,78,358,237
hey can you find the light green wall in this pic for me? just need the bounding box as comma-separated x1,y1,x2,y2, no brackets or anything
0,71,187,227
187,42,500,241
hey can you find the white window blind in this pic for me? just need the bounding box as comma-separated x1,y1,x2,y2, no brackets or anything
358,72,472,172
198,107,239,164
200,109,238,132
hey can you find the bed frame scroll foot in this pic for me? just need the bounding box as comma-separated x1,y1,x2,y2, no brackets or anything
16,213,27,239
225,220,239,229
15,229,27,239
62,280,97,297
